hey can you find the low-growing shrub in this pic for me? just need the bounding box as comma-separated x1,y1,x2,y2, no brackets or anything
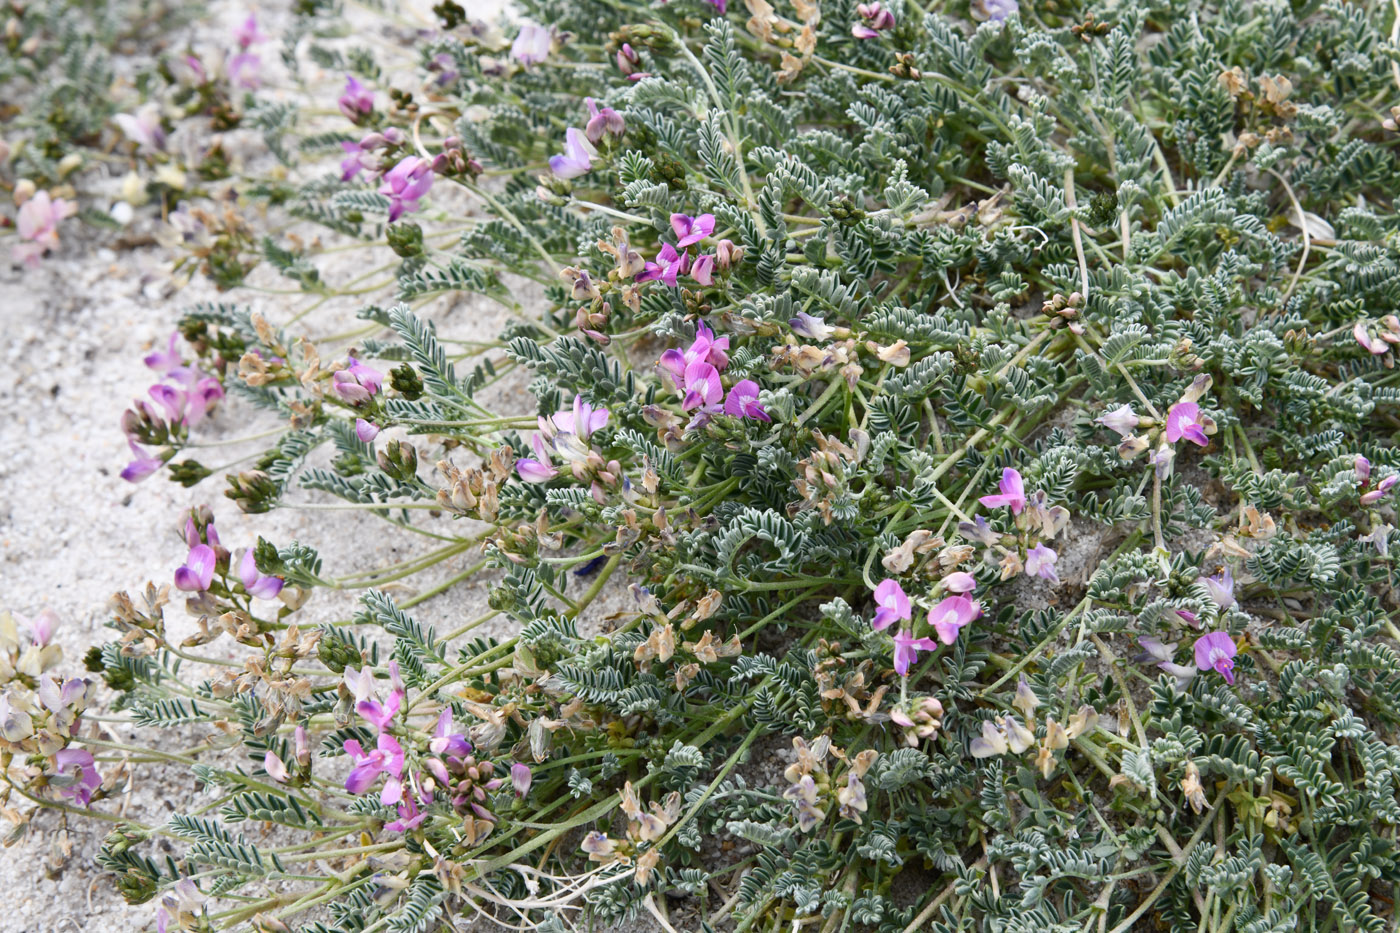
8,0,1400,930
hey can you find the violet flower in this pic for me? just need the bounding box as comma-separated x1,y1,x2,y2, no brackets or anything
228,51,262,89
339,75,375,122
892,629,937,676
144,332,183,375
1025,543,1060,585
1165,402,1209,447
852,2,895,38
584,98,626,144
332,357,384,404
671,213,716,248
54,748,102,806
344,733,405,804
174,544,217,592
386,795,426,832
340,140,372,182
871,579,911,631
1097,404,1139,438
510,22,552,66
928,595,981,645
1193,631,1238,684
636,243,689,286
121,439,165,483
239,549,284,600
657,322,730,386
512,762,533,797
549,126,597,180
233,13,267,49
723,379,771,422
13,191,77,267
1203,567,1235,611
516,434,561,484
979,467,1027,514
379,156,434,222
981,0,1019,22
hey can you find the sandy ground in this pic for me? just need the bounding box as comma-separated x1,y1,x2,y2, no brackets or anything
0,1,659,930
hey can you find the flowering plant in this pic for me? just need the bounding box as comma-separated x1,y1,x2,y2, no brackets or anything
9,0,1400,930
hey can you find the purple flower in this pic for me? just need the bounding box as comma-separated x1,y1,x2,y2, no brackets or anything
339,75,375,121
1203,567,1235,610
670,213,716,248
114,104,166,153
379,157,434,222
510,22,552,66
516,435,561,484
1025,543,1060,585
1176,609,1201,628
174,544,216,592
339,140,373,181
681,360,723,411
1362,474,1399,506
691,253,715,286
355,418,381,443
928,595,981,645
1193,631,1238,685
706,0,728,11
871,579,911,631
1136,636,1175,665
144,332,183,375
584,98,626,144
616,43,641,76
429,708,471,758
234,13,267,49
1097,404,1139,438
549,126,597,180
239,549,284,600
1356,455,1372,485
344,733,405,804
892,629,938,676
332,357,384,404
723,379,771,422
121,439,165,483
386,794,427,832
657,322,730,385
789,312,833,340
512,762,533,797
551,394,611,438
979,467,1027,514
1165,402,1209,447
636,242,691,287
54,748,102,806
228,52,262,89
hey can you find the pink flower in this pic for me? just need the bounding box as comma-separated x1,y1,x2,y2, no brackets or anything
551,395,610,439
144,332,184,375
852,2,895,37
1165,402,1209,447
13,191,77,267
114,103,166,152
871,579,911,631
379,156,434,222
1355,321,1391,355
681,360,723,411
927,595,981,645
723,379,770,422
691,253,715,286
636,243,689,286
658,322,730,386
548,126,597,179
978,467,1026,514
264,750,289,783
174,544,217,592
228,51,262,89
1356,454,1372,484
670,213,715,248
233,13,267,49
332,357,384,404
239,549,284,600
429,708,471,758
355,418,380,443
892,629,937,676
344,733,405,804
1362,474,1399,506
516,433,561,484
511,762,533,797
121,439,165,483
1025,543,1060,585
1193,631,1237,684
19,609,58,646
942,572,976,594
